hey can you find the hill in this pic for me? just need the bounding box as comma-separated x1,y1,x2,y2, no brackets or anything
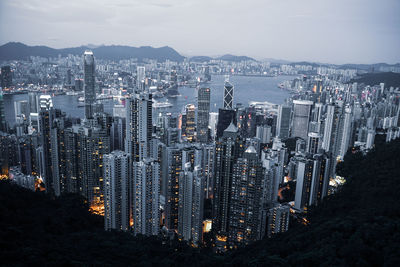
1,139,400,265
224,139,400,266
216,54,256,62
0,181,220,265
349,72,400,88
0,42,185,62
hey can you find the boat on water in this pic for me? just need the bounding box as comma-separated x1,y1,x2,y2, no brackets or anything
66,91,79,96
78,96,84,102
153,99,173,109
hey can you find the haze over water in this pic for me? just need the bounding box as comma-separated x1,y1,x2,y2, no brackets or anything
4,75,295,126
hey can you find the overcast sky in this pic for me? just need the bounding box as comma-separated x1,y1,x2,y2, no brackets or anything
0,0,399,64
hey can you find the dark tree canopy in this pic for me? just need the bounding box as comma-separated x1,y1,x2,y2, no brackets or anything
1,138,400,266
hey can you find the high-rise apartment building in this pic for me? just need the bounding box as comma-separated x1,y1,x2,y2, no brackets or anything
132,159,160,236
104,151,131,231
125,92,152,162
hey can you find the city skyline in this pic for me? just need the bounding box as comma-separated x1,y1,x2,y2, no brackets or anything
0,0,399,64
1,1,400,264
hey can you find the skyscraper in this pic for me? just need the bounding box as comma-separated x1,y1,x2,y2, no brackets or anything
229,146,263,245
164,146,183,230
132,159,160,236
309,153,330,206
136,66,146,91
216,108,237,138
197,87,211,143
293,155,314,212
104,151,131,231
28,92,39,114
267,204,290,238
78,125,110,210
184,104,196,142
213,123,245,239
291,100,313,141
125,92,152,162
223,78,234,109
0,88,6,132
276,105,291,139
38,105,60,194
178,164,204,245
83,50,96,119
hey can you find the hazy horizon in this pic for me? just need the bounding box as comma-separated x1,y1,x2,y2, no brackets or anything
1,0,399,64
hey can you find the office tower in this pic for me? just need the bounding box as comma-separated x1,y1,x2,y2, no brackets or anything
178,164,204,245
0,88,6,132
256,125,272,144
78,125,110,210
28,92,39,113
236,107,257,138
39,95,53,111
216,108,237,138
213,123,244,238
104,151,131,231
163,146,183,230
307,132,322,154
223,78,234,109
83,50,96,118
14,100,29,120
309,153,330,206
75,78,84,92
197,87,211,143
0,66,12,88
276,105,291,139
136,66,146,91
125,92,152,162
267,204,290,238
132,159,160,235
209,112,219,138
14,100,29,136
291,100,313,140
113,104,126,118
293,155,314,212
184,104,196,142
229,146,263,245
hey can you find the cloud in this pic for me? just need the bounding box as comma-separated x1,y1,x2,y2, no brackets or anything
0,0,399,64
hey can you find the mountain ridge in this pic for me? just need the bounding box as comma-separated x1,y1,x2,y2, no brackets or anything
0,42,185,62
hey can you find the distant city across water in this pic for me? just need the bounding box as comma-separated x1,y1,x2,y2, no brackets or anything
4,74,297,126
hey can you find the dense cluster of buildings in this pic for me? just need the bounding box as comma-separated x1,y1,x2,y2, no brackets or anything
1,51,399,251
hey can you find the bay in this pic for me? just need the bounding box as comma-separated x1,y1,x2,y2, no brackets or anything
3,74,295,126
